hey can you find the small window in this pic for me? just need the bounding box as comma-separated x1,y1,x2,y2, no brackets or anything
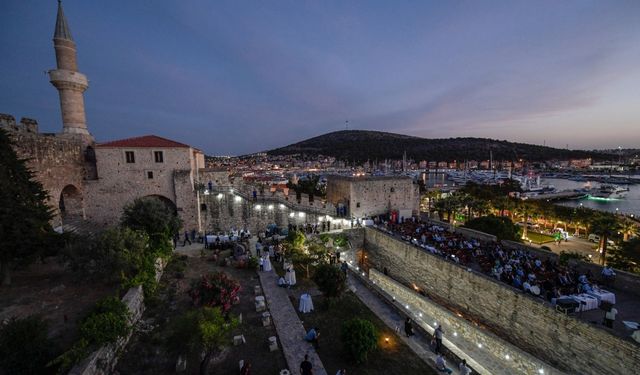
200,203,207,211
147,171,154,179
125,151,135,163
154,151,164,163
390,187,395,193
356,202,361,208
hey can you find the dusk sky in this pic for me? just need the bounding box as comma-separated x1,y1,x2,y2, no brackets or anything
1,0,639,155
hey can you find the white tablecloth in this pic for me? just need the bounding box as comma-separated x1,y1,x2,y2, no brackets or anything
571,294,599,311
285,269,297,286
587,290,616,305
299,293,314,313
263,257,272,272
206,235,238,243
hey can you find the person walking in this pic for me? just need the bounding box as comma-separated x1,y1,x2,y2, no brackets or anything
434,325,444,354
300,354,313,375
459,359,472,375
182,231,192,246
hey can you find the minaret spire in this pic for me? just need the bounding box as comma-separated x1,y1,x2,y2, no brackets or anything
49,1,92,141
54,1,73,41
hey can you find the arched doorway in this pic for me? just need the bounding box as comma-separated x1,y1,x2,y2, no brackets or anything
143,194,178,215
59,184,84,220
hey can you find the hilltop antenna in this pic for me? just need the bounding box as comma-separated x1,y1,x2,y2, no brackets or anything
345,120,349,131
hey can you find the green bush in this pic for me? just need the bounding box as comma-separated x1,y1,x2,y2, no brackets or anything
80,296,131,346
0,316,56,374
334,234,349,248
341,318,378,363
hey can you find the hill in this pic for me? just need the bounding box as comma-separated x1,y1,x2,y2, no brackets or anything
266,130,612,163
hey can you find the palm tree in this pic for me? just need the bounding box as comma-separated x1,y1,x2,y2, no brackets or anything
590,214,622,265
620,219,638,242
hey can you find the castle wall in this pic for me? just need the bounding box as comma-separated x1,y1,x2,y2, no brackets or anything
199,191,324,234
363,227,640,375
2,120,86,227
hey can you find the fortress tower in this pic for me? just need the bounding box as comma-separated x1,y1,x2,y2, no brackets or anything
49,1,93,142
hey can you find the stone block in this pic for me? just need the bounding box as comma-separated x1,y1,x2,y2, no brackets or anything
261,312,271,327
254,285,262,295
268,336,278,352
233,335,246,346
255,300,266,312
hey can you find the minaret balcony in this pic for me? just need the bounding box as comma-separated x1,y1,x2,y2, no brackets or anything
49,69,88,90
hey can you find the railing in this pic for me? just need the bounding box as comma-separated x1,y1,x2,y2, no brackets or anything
205,185,334,216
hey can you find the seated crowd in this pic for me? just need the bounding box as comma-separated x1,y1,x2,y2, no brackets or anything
373,216,607,306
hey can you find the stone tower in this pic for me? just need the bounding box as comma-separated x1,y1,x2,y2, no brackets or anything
49,1,92,142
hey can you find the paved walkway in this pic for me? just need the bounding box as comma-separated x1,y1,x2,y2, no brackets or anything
347,273,463,375
258,265,327,375
248,238,327,375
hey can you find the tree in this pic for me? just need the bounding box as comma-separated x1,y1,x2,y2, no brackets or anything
620,220,638,242
590,214,621,265
0,316,56,374
341,318,378,363
313,264,346,304
166,307,239,375
290,243,328,278
286,229,306,250
63,227,149,282
0,129,56,286
607,238,640,274
121,197,182,253
464,215,521,242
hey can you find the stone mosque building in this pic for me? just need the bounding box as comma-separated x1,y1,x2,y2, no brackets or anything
1,2,205,232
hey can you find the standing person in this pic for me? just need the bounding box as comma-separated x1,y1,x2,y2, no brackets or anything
604,304,618,328
341,261,348,276
259,257,264,272
173,232,179,249
300,354,313,375
404,317,414,337
182,231,192,246
434,325,444,354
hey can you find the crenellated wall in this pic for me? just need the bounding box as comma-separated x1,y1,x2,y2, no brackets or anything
363,227,640,375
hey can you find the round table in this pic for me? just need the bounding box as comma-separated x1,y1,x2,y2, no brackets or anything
299,293,314,313
285,268,297,286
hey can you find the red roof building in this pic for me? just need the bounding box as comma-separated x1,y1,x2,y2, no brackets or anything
96,135,191,148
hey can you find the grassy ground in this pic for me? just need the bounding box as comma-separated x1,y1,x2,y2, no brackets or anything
525,231,556,244
116,252,287,374
297,292,438,375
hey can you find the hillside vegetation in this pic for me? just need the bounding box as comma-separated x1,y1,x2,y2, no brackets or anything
266,130,612,163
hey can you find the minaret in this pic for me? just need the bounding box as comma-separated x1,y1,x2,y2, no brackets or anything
49,1,92,141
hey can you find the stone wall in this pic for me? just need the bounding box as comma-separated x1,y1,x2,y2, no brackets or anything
199,190,325,235
2,123,87,227
363,227,640,375
368,269,565,375
326,175,419,218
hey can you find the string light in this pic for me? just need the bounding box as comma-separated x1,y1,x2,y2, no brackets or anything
477,343,482,349
453,332,457,337
505,354,510,360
